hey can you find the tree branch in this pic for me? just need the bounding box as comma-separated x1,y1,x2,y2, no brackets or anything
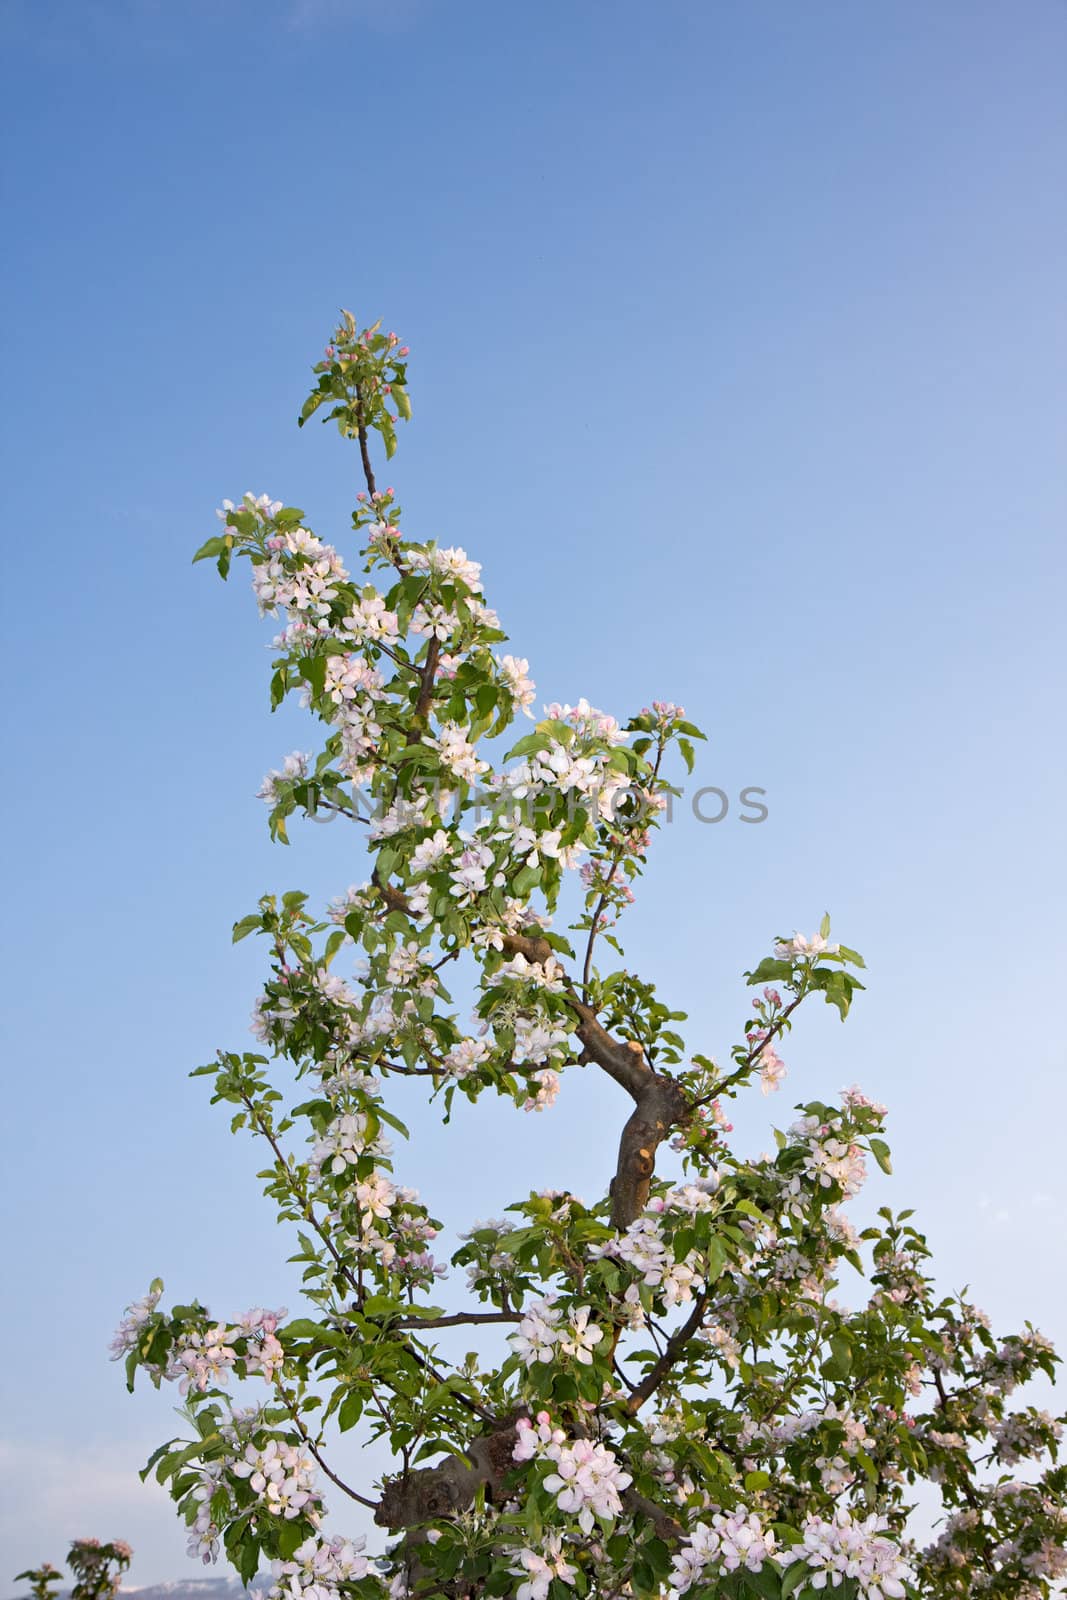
241,1096,494,1423
276,1380,380,1511
608,1072,690,1231
580,740,667,1003
624,1295,708,1414
414,636,440,723
366,892,689,1229
392,1310,521,1329
574,1006,653,1099
355,393,377,499
695,992,807,1107
374,1413,525,1530
368,892,650,1090
622,1486,684,1544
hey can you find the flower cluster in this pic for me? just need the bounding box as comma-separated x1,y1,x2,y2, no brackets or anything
232,1439,321,1520
108,1285,161,1360
795,1509,911,1599
269,1534,369,1600
514,1413,632,1534
510,1298,604,1367
789,1112,869,1199
991,1407,1064,1467
670,1507,778,1589
508,1536,576,1600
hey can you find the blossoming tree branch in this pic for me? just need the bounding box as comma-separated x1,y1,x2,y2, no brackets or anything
115,313,1066,1600
16,1540,132,1600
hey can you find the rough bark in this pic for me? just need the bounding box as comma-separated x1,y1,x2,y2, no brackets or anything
622,1486,684,1543
607,1072,691,1231
624,1295,708,1414
364,888,693,1538
575,1014,654,1098
374,1415,524,1530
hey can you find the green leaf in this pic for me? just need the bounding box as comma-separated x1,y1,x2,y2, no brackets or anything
821,1331,853,1382
191,536,225,564
298,391,327,426
606,745,639,774
740,1568,781,1600
236,1533,260,1587
746,957,793,986
338,1390,364,1431
817,967,864,1020
301,653,327,699
377,1106,411,1139
642,1540,673,1581
275,1519,305,1559
282,1318,328,1341
513,865,541,897
780,1563,810,1599
505,731,551,760
139,1438,177,1482
704,1236,728,1282
363,1294,402,1317
869,1137,893,1175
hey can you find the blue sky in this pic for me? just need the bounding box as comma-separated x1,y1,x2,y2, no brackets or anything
2,0,1065,1584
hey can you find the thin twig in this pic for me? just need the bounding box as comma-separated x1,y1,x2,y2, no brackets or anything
276,1381,379,1511
392,1310,521,1329
624,1294,709,1414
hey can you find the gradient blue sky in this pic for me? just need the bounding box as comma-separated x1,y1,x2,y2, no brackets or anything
2,0,1066,1585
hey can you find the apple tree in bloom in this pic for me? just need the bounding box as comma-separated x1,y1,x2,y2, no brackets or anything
115,313,1067,1600
16,1540,133,1600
